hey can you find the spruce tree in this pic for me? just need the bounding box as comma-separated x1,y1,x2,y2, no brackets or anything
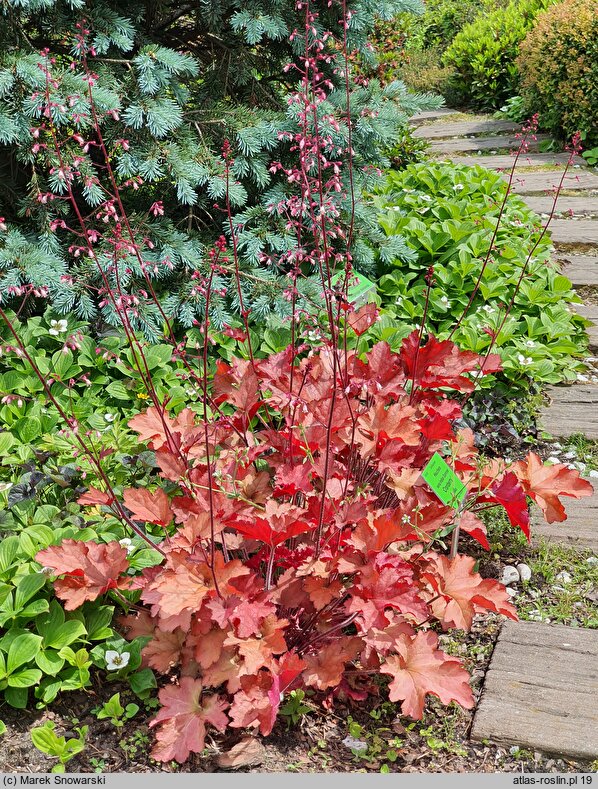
0,0,441,336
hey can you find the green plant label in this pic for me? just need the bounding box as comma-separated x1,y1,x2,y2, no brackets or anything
330,271,376,305
421,453,466,509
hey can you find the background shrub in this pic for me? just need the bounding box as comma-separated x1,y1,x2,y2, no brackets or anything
517,0,598,147
442,0,554,110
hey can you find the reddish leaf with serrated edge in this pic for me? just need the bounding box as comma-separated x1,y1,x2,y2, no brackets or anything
422,554,516,630
123,487,173,528
150,677,228,763
77,487,114,507
381,631,474,718
142,628,185,673
347,302,379,335
36,540,130,610
216,736,265,769
458,511,489,550
486,472,530,538
128,406,173,449
399,332,501,392
302,637,362,690
511,452,594,523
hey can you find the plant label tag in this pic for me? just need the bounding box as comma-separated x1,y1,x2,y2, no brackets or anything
422,452,467,509
331,271,376,305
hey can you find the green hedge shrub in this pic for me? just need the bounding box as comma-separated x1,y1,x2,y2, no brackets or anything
442,0,554,110
517,0,598,147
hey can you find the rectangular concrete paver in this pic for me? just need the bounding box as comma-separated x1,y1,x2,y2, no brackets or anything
505,170,598,195
428,134,551,154
522,196,598,217
471,620,598,759
559,255,598,287
550,220,598,247
413,120,521,139
446,153,586,170
410,109,459,125
533,495,598,552
540,384,598,439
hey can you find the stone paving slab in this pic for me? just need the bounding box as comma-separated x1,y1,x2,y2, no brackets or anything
550,220,598,247
410,109,459,125
413,119,521,140
522,196,598,217
505,170,598,195
540,384,598,440
427,134,551,154
533,496,598,552
573,302,598,352
446,153,586,170
471,620,598,759
558,255,598,287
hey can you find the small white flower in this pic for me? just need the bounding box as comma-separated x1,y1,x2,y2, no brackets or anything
105,650,130,671
453,183,465,192
119,538,135,555
40,566,55,577
525,340,535,348
440,296,450,306
395,296,403,305
0,482,13,493
49,319,68,336
401,514,411,524
104,413,116,423
420,194,432,202
516,354,533,366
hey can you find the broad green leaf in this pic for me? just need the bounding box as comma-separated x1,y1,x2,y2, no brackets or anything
7,633,43,674
0,433,15,456
7,668,43,687
14,573,46,609
31,724,61,755
35,650,65,676
0,720,6,736
5,685,28,708
0,536,19,574
46,621,86,650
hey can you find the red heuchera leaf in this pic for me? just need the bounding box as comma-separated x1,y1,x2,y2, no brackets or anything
150,677,229,763
458,511,489,550
123,487,173,528
486,472,530,538
422,554,517,630
399,332,501,392
380,631,474,718
347,302,379,336
36,540,130,610
302,638,363,690
511,452,594,523
128,406,172,449
77,487,114,506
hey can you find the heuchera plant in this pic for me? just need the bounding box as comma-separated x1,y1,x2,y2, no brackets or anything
0,0,591,765
37,314,593,762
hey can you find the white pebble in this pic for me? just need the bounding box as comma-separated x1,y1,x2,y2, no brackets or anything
547,457,560,464
502,566,520,585
564,451,577,459
589,470,598,479
555,571,573,584
506,587,518,598
586,557,598,565
516,563,532,582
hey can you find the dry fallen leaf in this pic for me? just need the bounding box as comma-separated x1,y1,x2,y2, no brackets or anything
216,736,266,770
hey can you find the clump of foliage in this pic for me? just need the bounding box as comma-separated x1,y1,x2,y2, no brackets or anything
36,320,592,762
517,0,598,147
372,161,587,388
442,0,555,110
0,0,439,335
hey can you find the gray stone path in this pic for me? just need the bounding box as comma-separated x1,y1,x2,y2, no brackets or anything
412,119,522,139
522,196,598,217
558,254,598,287
540,385,598,440
427,133,551,154
414,111,598,761
447,152,586,170
471,621,598,759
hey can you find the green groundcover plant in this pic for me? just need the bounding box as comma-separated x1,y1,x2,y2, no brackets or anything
372,161,587,388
